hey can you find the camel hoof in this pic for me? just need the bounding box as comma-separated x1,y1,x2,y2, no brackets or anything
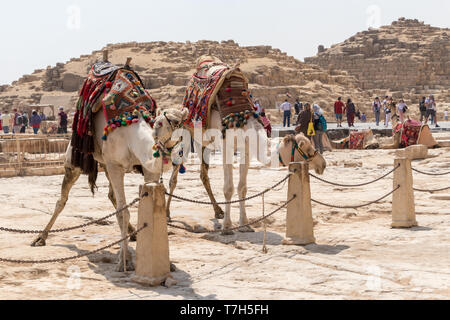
239,226,255,233
215,207,225,220
31,237,46,247
170,263,177,272
222,229,235,236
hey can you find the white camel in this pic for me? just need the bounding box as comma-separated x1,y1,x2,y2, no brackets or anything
154,109,327,235
31,90,188,271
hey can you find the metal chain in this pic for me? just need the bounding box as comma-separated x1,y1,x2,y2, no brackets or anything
166,173,292,205
0,224,147,265
412,168,450,176
309,164,400,188
311,185,400,209
167,195,296,234
0,194,149,235
414,186,450,193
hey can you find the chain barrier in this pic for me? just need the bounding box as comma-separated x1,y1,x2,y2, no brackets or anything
412,168,450,176
0,224,147,265
166,173,292,205
0,193,149,235
309,164,400,188
414,186,450,193
311,185,400,209
167,195,296,234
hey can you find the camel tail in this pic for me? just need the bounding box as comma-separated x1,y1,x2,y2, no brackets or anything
88,163,99,196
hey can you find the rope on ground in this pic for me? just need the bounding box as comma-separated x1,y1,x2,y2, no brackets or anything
309,164,401,188
311,185,400,209
0,224,147,265
412,168,450,176
167,195,297,234
166,173,292,205
0,193,149,235
413,186,450,193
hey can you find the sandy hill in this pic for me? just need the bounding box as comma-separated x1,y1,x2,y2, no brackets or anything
305,17,450,114
0,40,365,122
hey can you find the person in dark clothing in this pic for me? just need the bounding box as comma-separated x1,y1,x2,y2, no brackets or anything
345,99,356,127
20,111,28,133
295,103,312,138
419,97,427,122
294,99,303,115
57,107,68,134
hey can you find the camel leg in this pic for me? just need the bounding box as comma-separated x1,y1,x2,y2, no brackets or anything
200,146,225,219
31,166,81,247
222,137,235,235
238,142,254,233
104,166,136,241
106,163,134,272
166,165,180,222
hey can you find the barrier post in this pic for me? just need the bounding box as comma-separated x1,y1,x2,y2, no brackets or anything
283,162,316,246
392,158,418,228
132,183,173,286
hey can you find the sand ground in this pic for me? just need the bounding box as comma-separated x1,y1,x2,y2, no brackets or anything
0,146,449,300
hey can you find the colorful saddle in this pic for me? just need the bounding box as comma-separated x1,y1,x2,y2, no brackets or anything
72,62,157,174
394,119,422,148
182,56,260,130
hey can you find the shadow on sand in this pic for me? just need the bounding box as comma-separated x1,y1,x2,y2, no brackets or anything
54,243,217,300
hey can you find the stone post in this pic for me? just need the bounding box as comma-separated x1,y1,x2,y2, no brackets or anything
132,183,173,286
283,162,316,245
392,158,418,228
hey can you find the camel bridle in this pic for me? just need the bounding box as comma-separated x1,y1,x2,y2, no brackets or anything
279,140,320,167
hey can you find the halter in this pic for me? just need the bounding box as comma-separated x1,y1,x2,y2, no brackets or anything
279,140,319,167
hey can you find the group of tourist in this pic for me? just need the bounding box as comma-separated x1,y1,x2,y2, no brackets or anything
0,107,68,135
333,97,361,128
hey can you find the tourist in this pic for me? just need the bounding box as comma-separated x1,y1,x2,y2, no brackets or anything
39,111,47,122
57,107,68,134
1,110,12,134
312,105,327,154
295,103,312,138
254,100,263,114
345,98,356,127
397,99,408,123
372,97,382,126
260,111,272,138
385,97,394,127
356,109,361,121
419,97,427,122
30,110,42,135
20,111,29,133
334,97,344,127
0,112,2,133
279,99,293,128
294,98,303,115
361,113,367,123
12,108,22,134
425,94,438,127
445,110,449,121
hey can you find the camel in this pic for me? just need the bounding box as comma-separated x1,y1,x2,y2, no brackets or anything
30,60,188,272
154,109,327,235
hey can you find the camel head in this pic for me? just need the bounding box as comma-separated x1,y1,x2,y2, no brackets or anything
152,108,189,147
278,133,327,175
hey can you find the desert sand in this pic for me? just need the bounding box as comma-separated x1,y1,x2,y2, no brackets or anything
0,144,449,300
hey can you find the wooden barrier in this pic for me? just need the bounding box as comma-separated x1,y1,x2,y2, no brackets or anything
392,157,418,228
283,162,316,246
133,183,174,287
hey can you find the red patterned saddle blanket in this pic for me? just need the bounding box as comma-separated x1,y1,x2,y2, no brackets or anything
72,62,157,174
182,58,257,129
395,120,422,148
349,131,365,149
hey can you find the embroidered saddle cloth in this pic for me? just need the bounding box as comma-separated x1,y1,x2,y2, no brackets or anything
182,57,256,129
71,62,157,174
395,120,422,148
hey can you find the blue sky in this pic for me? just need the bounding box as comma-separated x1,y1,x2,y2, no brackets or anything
0,0,449,84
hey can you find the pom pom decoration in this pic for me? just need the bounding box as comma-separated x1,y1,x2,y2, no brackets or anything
179,164,187,174
153,151,161,158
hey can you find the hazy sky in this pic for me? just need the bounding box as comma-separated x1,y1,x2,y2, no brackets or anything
0,0,449,84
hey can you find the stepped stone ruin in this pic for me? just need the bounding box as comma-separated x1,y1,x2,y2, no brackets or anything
305,18,450,111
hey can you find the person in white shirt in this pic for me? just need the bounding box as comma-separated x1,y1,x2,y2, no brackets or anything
254,100,263,114
279,100,292,127
1,111,12,134
444,110,448,121
397,99,408,123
